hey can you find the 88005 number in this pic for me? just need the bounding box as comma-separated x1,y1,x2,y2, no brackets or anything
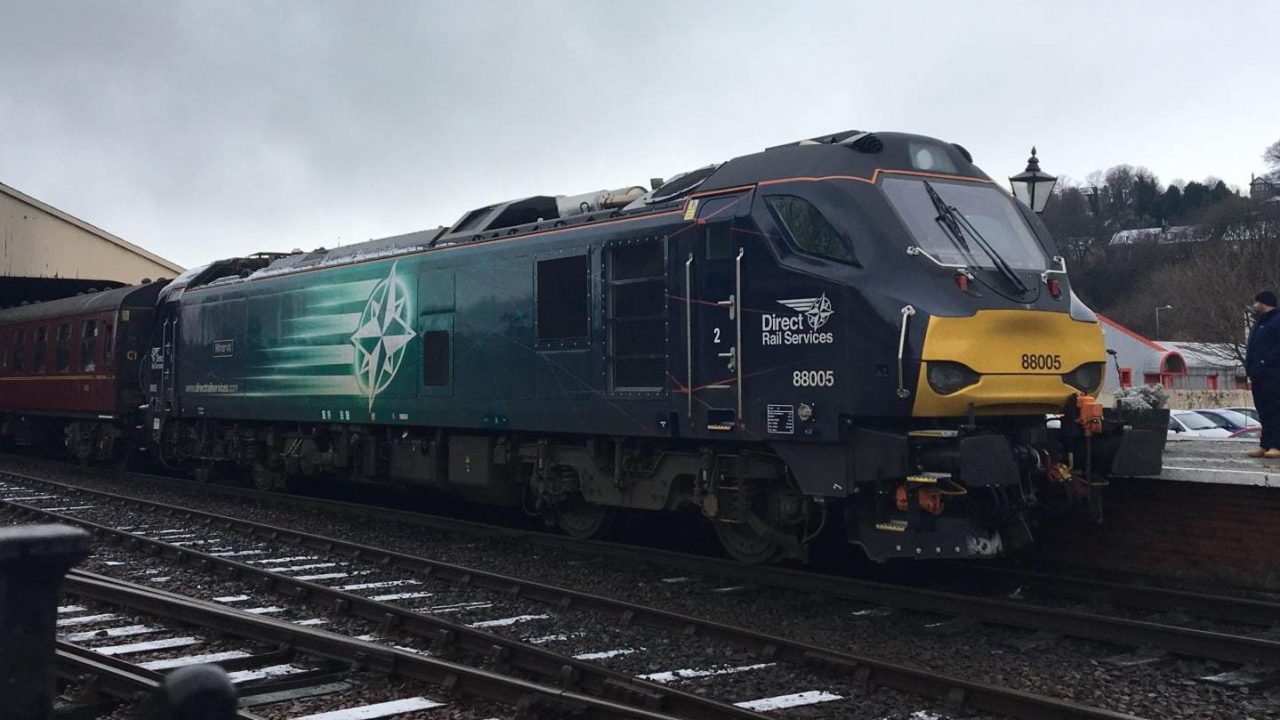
793,370,835,387
1021,353,1062,370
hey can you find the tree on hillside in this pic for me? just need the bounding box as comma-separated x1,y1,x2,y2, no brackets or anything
1265,139,1280,180
1138,201,1280,357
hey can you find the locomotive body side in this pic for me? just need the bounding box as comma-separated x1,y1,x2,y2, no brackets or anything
144,130,1162,562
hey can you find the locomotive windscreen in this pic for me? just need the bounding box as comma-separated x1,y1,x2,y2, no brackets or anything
881,177,1050,270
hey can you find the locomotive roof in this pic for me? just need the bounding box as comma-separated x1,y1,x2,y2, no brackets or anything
248,227,447,281
180,130,984,290
0,282,165,325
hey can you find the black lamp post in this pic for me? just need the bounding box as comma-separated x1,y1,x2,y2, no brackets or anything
1009,146,1058,214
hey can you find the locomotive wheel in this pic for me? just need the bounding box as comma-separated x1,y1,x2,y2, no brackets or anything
713,519,784,564
555,494,617,540
253,463,286,492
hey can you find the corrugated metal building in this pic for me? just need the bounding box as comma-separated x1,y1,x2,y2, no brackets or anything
1098,314,1247,391
1,180,183,307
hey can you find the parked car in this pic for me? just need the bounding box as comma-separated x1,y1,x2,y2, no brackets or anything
1192,408,1260,433
1168,411,1233,438
1225,407,1260,424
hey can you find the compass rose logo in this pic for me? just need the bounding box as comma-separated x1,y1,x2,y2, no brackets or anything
777,293,834,330
350,262,415,410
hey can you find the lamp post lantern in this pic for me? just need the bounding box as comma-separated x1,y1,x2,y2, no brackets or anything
1155,304,1173,339
1009,146,1058,214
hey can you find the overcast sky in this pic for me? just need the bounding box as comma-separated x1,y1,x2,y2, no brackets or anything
2,1,1277,270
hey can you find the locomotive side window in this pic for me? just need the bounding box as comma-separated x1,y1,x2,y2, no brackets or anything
13,329,25,371
697,194,745,261
422,330,450,386
605,239,667,392
81,320,98,372
536,255,589,342
55,323,72,372
765,195,858,265
0,332,7,370
33,326,47,371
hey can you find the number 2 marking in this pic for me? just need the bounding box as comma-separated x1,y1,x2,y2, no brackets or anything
713,328,721,344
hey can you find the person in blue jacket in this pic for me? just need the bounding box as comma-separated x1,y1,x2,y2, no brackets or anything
1246,290,1280,458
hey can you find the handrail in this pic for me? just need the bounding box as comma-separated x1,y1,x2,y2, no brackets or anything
685,253,694,423
734,247,745,428
1040,255,1068,284
906,246,973,277
897,305,916,399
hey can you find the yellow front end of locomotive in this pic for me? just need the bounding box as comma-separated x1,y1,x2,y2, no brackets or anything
911,310,1106,417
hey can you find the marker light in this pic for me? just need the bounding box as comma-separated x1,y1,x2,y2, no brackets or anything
954,273,969,292
1047,278,1061,298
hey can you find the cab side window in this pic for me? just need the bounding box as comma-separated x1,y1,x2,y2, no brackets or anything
765,195,858,265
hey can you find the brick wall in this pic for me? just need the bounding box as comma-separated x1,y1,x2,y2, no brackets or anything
1034,477,1280,592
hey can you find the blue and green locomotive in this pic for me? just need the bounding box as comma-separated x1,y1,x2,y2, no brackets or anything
121,131,1166,561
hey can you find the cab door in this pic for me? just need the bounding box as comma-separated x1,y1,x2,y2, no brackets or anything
683,191,752,433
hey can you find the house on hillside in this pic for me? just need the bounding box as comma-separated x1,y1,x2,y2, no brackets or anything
1250,174,1278,201
1107,225,1207,246
1097,315,1248,391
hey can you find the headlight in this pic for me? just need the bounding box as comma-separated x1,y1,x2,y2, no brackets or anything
927,361,980,395
1062,362,1104,393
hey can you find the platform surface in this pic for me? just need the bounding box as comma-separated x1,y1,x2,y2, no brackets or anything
1154,438,1280,487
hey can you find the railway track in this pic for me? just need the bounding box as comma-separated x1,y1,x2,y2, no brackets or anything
12,459,1279,664
0,466,1155,720
56,569,668,720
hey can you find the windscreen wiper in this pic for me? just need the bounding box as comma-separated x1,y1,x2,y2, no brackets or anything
923,181,1030,296
923,181,971,254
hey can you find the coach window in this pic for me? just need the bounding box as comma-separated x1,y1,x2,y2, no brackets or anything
536,255,589,344
33,326,48,371
765,195,859,265
13,329,26,371
0,332,7,370
81,320,98,372
55,323,72,372
103,322,114,367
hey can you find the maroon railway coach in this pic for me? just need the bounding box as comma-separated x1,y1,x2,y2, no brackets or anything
0,282,164,460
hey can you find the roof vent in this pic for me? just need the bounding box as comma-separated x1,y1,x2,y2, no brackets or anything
951,143,973,163
846,133,883,154
648,164,721,204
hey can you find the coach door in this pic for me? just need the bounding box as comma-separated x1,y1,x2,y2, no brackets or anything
684,191,751,432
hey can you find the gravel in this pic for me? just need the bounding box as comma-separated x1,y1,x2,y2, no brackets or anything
5,454,1279,719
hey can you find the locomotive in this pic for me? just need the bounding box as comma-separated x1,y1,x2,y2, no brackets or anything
0,130,1166,563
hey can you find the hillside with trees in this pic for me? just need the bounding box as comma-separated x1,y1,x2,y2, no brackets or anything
1039,139,1280,358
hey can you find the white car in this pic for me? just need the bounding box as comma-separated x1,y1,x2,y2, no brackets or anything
1168,411,1233,438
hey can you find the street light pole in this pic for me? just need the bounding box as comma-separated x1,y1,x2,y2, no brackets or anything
1155,304,1173,339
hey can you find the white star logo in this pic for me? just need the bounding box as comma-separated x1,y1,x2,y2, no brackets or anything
351,262,415,410
777,293,834,330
